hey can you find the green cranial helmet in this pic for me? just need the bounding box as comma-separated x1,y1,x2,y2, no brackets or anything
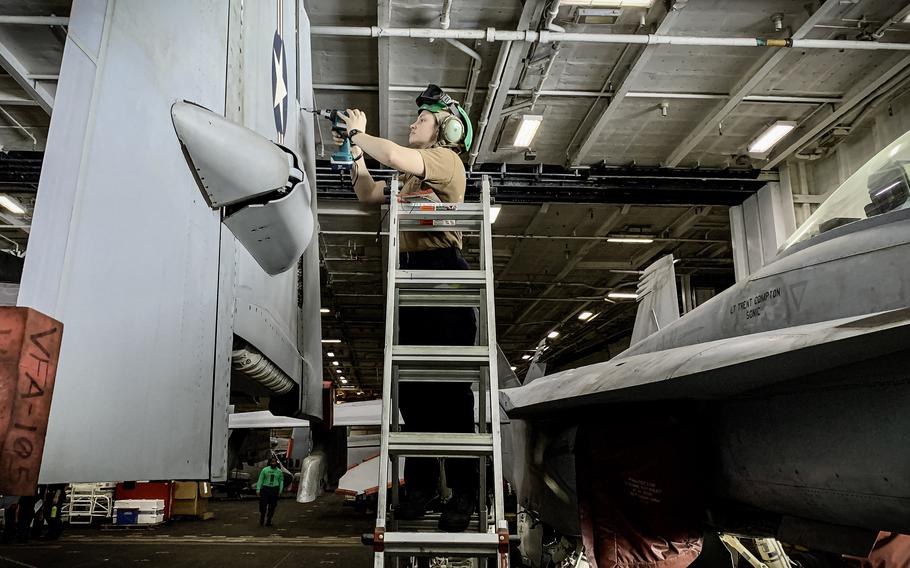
416,84,473,152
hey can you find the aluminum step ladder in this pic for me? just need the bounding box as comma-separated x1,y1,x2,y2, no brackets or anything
370,175,509,567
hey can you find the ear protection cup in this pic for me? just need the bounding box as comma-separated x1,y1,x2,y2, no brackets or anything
438,114,465,145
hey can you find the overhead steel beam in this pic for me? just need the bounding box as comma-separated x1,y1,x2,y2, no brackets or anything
0,38,53,114
567,5,685,167
764,52,910,170
474,0,548,161
494,203,550,289
0,96,38,106
630,206,710,268
0,211,28,234
501,209,624,340
315,159,767,205
377,0,391,139
664,0,843,168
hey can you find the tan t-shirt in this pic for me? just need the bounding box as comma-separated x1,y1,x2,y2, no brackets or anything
398,147,466,253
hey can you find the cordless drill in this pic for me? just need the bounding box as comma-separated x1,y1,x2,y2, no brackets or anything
304,108,354,171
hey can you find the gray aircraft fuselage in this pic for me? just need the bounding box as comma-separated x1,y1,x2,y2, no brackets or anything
623,207,910,359
506,207,910,556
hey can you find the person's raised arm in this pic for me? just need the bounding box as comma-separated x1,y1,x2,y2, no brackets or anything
340,109,426,178
332,126,385,204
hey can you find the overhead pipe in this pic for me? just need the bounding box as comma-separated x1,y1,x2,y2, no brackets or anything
501,100,533,118
436,0,482,112
311,26,910,51
439,0,452,34
446,40,482,112
530,45,560,107
865,2,910,40
545,0,564,33
312,83,840,103
470,40,514,166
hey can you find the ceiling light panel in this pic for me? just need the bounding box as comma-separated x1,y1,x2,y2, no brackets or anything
748,121,796,154
513,115,543,148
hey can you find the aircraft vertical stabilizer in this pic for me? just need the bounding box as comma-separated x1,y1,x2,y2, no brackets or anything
630,255,679,345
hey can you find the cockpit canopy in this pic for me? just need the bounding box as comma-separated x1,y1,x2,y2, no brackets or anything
783,131,910,249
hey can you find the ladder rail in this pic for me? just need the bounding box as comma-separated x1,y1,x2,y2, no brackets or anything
375,178,400,536
481,176,507,526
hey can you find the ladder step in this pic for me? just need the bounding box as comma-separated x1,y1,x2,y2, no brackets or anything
398,203,485,220
395,269,486,288
394,513,482,533
379,531,501,556
397,289,481,309
397,367,481,383
388,432,493,457
398,221,482,233
392,345,490,365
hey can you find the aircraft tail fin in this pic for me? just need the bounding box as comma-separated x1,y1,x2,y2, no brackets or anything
629,254,680,345
497,344,522,389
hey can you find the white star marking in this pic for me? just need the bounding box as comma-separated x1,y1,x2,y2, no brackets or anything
273,47,287,116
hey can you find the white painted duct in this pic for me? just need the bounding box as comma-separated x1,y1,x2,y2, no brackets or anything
232,343,296,395
311,26,910,51
436,0,482,112
446,39,482,112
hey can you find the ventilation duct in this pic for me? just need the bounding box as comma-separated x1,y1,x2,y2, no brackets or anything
232,342,295,395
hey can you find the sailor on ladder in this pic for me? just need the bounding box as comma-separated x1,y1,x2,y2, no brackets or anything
334,84,478,533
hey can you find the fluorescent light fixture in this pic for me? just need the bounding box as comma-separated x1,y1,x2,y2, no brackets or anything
490,205,501,223
578,311,594,321
905,13,910,23
576,7,622,24
748,120,796,154
587,312,600,322
547,330,560,339
320,308,330,314
0,196,24,215
513,115,543,147
340,378,348,384
327,352,335,357
510,366,517,371
607,236,654,244
332,361,339,366
561,0,653,6
336,369,342,374
521,354,532,360
321,339,341,344
607,292,639,300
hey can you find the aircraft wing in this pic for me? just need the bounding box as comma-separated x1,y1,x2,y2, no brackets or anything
501,307,910,418
227,410,310,429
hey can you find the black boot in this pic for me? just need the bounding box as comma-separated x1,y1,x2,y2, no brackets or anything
259,514,264,526
395,489,437,521
439,492,475,532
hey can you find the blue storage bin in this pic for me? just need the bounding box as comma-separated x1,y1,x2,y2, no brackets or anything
116,508,139,524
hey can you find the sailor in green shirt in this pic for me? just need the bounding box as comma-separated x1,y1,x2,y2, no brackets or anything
255,457,284,526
